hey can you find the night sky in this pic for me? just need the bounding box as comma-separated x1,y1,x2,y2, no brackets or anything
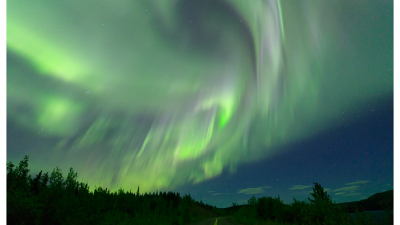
7,0,393,208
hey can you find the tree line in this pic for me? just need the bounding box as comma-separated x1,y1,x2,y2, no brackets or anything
7,155,218,225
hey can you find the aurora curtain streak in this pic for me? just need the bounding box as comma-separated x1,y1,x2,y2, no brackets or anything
7,0,393,192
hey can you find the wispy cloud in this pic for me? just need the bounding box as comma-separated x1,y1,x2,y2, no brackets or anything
238,186,271,195
344,193,361,196
333,180,370,197
333,185,359,193
288,185,312,190
207,191,226,196
238,187,264,194
335,192,346,196
345,180,370,186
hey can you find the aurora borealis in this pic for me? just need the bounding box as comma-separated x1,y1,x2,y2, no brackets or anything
7,0,393,207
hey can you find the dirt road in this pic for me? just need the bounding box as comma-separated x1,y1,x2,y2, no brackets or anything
187,217,244,225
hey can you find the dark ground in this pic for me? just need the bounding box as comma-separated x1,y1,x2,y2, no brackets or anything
187,217,244,225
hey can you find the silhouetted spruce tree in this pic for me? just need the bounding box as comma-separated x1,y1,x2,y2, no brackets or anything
7,156,41,225
248,195,257,205
14,155,30,191
30,170,42,195
74,183,79,196
49,166,64,190
40,172,49,191
65,167,78,192
6,161,16,192
308,182,331,204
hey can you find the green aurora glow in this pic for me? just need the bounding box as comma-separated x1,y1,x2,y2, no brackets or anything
7,0,392,192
